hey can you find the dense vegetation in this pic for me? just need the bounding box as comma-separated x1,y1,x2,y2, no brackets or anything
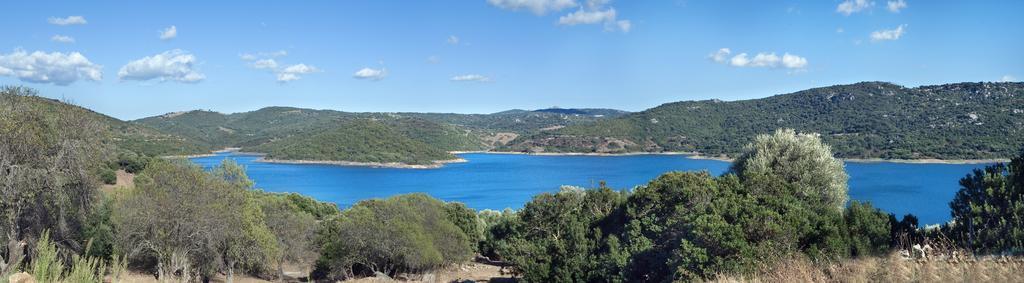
484,129,897,282
947,152,1024,254
135,106,624,164
504,82,1024,160
3,84,1024,283
249,119,458,165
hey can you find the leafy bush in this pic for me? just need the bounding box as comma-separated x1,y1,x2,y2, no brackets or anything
99,168,117,185
949,151,1024,254
844,201,894,257
316,194,473,279
112,159,274,282
730,129,848,211
493,186,627,282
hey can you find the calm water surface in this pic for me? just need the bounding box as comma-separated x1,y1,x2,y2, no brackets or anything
190,152,987,225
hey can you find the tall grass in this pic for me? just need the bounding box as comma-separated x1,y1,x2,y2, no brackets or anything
712,253,1024,283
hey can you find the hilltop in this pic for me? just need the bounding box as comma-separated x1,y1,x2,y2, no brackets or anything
501,82,1024,160
0,87,209,157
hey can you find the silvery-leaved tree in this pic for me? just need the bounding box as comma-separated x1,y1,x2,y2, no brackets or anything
730,128,849,211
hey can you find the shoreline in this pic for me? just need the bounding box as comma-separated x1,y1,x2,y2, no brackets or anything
468,151,1003,164
171,148,1005,167
255,157,468,169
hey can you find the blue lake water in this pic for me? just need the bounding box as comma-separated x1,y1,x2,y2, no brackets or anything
190,152,989,225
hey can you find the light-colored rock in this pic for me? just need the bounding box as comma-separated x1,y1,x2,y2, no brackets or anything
9,272,36,283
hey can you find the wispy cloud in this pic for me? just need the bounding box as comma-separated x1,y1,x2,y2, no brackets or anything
160,26,177,40
277,64,319,82
490,0,630,32
836,0,873,16
710,48,807,70
118,49,204,83
240,50,316,82
447,35,460,45
556,1,631,32
51,35,75,43
451,74,492,82
0,49,102,85
48,16,87,26
353,67,387,81
887,0,907,13
870,24,906,42
487,0,577,15
240,50,288,61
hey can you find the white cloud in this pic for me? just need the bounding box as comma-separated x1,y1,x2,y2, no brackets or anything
487,0,577,15
48,16,87,26
1001,75,1017,82
117,49,204,83
239,50,287,61
556,1,630,32
559,8,616,25
0,49,102,85
491,0,630,32
159,25,177,40
836,27,845,33
711,48,808,70
709,48,731,63
781,53,808,69
353,67,387,81
51,35,75,43
451,74,491,82
276,64,319,83
887,0,907,13
870,24,906,42
836,0,873,15
238,51,315,83
427,55,441,64
614,20,631,32
251,59,278,70
447,35,460,45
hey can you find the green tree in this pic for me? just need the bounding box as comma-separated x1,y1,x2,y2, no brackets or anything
211,160,278,283
317,194,473,279
112,159,249,282
730,129,849,211
0,86,110,275
261,195,318,282
949,152,1024,254
844,201,893,257
496,186,626,283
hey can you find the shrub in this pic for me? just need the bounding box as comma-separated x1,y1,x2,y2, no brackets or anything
730,129,849,211
316,194,473,279
495,186,627,283
844,201,894,257
99,168,117,185
949,152,1024,254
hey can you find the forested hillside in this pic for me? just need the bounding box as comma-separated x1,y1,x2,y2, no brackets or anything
0,86,208,157
135,106,625,163
503,82,1024,159
250,119,457,165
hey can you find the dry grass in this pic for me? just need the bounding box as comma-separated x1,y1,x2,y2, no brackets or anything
711,253,1024,283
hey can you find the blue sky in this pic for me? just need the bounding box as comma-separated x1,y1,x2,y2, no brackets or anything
0,0,1021,120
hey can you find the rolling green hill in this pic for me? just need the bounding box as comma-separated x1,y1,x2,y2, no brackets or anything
0,87,210,157
249,119,456,165
134,106,627,163
502,82,1024,160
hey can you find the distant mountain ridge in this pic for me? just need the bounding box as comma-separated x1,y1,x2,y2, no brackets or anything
501,82,1024,160
134,106,626,164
